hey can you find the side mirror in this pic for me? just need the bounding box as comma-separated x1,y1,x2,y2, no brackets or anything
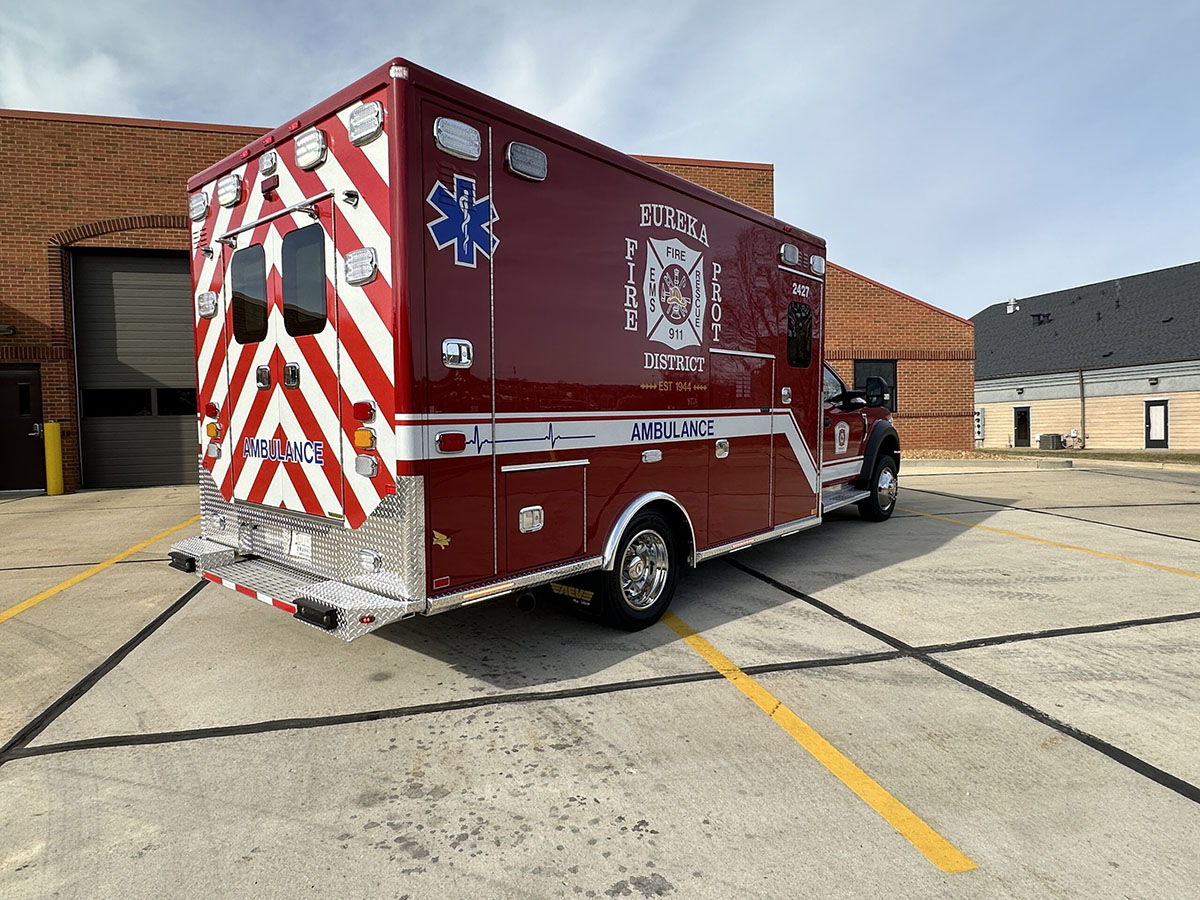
865,376,890,408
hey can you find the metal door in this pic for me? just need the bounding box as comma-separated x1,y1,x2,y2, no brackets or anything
421,101,497,590
0,365,44,490
1145,400,1168,449
707,352,772,544
221,196,346,520
1013,407,1031,447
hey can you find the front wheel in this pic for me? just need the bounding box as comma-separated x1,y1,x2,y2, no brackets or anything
858,456,899,521
601,511,678,630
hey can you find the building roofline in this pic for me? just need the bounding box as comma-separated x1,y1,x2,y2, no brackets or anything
973,258,1200,318
0,107,266,135
633,154,773,171
828,262,972,327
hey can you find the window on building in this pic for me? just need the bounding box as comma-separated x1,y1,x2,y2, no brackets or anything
854,359,897,412
282,224,327,337
82,388,153,417
787,302,812,368
231,244,268,344
156,388,198,416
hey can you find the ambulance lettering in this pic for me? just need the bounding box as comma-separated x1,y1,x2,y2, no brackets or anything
629,418,716,441
242,437,325,465
624,203,722,368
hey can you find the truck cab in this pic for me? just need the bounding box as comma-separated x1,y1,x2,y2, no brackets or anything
819,363,900,520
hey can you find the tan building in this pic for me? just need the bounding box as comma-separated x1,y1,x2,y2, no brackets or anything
973,262,1200,451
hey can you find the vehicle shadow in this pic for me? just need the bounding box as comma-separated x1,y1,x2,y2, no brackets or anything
367,486,1007,691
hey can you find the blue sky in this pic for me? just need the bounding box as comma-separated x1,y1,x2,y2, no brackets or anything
1,0,1197,318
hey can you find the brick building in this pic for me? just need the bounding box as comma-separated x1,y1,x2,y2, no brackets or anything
0,112,971,493
0,110,262,491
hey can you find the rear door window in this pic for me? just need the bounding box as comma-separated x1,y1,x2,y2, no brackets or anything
282,223,327,337
231,244,268,344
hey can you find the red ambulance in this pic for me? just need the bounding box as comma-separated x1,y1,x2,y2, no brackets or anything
168,59,900,640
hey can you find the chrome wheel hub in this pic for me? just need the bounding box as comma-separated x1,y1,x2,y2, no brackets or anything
878,467,898,509
620,529,669,610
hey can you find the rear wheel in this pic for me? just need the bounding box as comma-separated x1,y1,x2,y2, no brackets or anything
602,511,678,630
858,456,899,521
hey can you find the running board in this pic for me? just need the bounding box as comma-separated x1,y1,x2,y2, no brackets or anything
821,484,871,514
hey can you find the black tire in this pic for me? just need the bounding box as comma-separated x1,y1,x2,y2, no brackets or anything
857,456,899,522
601,511,678,630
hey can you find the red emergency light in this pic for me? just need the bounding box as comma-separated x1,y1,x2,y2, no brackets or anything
204,402,219,419
352,401,375,422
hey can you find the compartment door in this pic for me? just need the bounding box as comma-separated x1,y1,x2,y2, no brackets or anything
707,352,773,544
421,102,498,590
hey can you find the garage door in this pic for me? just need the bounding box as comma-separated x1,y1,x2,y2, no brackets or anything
74,251,196,488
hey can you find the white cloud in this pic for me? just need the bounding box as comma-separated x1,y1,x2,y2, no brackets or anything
1,0,1198,317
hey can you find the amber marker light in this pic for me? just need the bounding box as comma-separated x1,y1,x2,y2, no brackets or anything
353,427,376,450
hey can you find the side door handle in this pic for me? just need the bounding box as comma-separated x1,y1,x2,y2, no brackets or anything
28,422,43,438
714,439,729,459
256,365,271,390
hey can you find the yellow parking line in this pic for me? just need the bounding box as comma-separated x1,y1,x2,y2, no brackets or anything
0,515,200,625
662,611,977,874
897,507,1200,580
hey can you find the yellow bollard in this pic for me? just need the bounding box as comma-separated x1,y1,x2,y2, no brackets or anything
44,421,64,496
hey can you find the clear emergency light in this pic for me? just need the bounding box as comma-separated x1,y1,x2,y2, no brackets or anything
197,291,219,318
433,117,481,160
779,243,801,266
348,101,384,146
505,142,547,181
344,248,378,286
216,174,242,207
260,149,278,175
811,255,826,275
294,128,327,169
188,191,209,221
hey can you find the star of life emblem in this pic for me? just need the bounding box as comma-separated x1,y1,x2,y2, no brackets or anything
643,237,707,350
426,174,499,267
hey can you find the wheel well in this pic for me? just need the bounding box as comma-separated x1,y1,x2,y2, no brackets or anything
880,434,900,470
641,499,695,566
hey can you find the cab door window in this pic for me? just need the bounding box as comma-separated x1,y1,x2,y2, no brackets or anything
822,364,845,402
282,223,327,337
231,244,268,344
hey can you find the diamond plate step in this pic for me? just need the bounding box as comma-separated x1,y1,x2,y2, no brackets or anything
821,485,871,514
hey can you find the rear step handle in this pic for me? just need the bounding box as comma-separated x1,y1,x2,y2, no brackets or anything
256,365,271,390
283,363,300,389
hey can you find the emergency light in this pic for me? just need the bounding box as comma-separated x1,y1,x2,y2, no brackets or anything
811,255,826,275
188,191,209,221
353,427,376,450
344,248,378,286
294,128,327,169
216,174,242,207
260,148,278,175
197,291,219,318
779,243,801,266
348,101,384,146
433,117,481,161
505,142,547,182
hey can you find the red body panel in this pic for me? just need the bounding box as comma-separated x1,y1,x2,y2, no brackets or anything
188,60,861,610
